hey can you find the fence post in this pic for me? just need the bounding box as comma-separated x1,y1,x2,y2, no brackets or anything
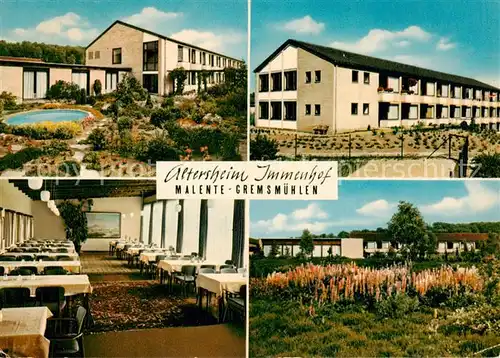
448,134,452,159
294,133,298,159
400,134,404,158
348,134,351,159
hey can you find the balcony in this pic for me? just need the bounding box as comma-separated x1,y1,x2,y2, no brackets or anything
377,90,401,102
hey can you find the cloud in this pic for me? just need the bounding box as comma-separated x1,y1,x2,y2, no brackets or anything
292,203,328,220
421,181,499,216
331,25,431,54
122,7,182,28
278,15,325,35
4,12,98,44
437,37,456,51
170,29,244,53
356,199,396,218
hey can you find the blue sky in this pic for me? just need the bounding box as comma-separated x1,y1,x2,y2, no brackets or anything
250,0,500,89
0,0,247,59
250,180,500,238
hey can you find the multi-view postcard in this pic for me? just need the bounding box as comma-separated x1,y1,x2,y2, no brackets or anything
249,0,500,178
0,0,248,178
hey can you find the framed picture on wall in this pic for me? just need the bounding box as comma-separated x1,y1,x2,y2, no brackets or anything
86,212,121,238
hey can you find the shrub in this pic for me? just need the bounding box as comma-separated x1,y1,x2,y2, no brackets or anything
83,152,101,171
136,134,180,163
471,153,500,178
93,79,102,96
115,74,147,105
43,140,70,156
375,294,420,318
0,147,44,171
46,81,80,101
87,128,107,150
58,160,80,177
78,88,87,105
11,121,81,140
0,99,4,114
117,129,135,157
250,135,278,160
150,107,181,127
0,91,17,109
117,117,133,132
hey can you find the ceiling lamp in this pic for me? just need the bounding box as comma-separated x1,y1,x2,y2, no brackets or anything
122,214,126,219
130,212,134,218
28,178,43,190
175,202,182,213
40,190,50,202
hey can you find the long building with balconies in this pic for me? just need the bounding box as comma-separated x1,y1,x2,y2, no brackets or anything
254,39,500,133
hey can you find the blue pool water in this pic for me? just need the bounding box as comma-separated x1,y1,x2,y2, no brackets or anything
6,109,89,125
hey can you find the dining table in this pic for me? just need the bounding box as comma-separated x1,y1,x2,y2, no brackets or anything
0,260,82,274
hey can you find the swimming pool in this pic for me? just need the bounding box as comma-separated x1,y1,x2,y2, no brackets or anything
6,109,90,125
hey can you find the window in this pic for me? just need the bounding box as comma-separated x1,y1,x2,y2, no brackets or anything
223,58,227,67
439,84,449,97
71,71,89,93
143,41,158,71
271,72,282,91
363,103,369,115
259,74,269,92
314,70,321,83
363,72,370,84
314,104,321,116
388,104,399,120
202,52,206,65
305,71,311,83
211,55,215,66
259,102,269,119
191,49,196,64
351,103,358,115
284,71,297,91
105,71,119,92
305,104,311,115
191,72,196,86
112,48,122,64
388,77,400,92
143,74,158,93
425,82,435,96
88,51,93,60
95,51,100,59
178,46,184,62
447,242,453,250
217,56,221,67
284,102,297,121
352,70,359,83
270,102,282,120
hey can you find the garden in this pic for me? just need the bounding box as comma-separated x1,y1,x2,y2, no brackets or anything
0,65,247,177
249,204,500,357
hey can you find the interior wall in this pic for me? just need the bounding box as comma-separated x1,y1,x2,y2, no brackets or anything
0,181,32,215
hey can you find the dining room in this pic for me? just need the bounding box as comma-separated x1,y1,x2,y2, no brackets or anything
0,178,247,357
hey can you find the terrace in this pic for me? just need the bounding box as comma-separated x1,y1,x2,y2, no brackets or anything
0,179,246,357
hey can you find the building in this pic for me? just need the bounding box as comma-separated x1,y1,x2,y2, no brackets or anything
0,56,131,102
86,20,244,96
254,39,500,133
259,237,364,259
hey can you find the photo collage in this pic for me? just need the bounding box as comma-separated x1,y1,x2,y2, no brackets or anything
0,0,499,357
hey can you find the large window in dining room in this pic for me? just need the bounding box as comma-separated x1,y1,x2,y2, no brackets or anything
180,200,201,255
141,203,152,244
205,200,234,264
151,201,163,247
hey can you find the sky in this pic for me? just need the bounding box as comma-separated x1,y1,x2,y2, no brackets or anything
0,0,248,59
250,180,500,238
250,0,500,90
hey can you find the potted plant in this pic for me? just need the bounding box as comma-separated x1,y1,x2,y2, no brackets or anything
377,86,385,93
57,201,88,254
385,88,394,93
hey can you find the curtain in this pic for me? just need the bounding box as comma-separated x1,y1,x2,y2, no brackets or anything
442,107,449,118
161,201,167,248
313,246,322,258
198,200,208,258
388,77,399,92
426,82,435,96
441,85,448,97
23,71,35,99
453,107,460,118
151,202,163,247
388,105,399,120
72,72,88,92
205,200,234,264
181,200,201,256
163,200,179,250
176,200,184,253
231,200,245,268
106,73,112,92
141,204,151,244
36,71,48,99
409,105,418,119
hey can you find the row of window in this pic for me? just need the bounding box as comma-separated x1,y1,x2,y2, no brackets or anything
352,70,370,84
350,103,370,115
185,71,225,86
88,50,101,60
0,210,34,251
382,103,500,120
88,48,120,64
177,45,237,68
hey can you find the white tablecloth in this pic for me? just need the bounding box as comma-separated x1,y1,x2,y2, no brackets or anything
140,251,166,263
196,273,246,297
1,252,79,260
159,260,221,274
0,307,53,358
126,246,151,255
0,261,81,274
0,275,92,297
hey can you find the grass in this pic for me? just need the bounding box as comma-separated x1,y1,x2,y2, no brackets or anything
250,298,500,357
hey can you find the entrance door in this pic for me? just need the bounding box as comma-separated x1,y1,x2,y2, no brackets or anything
143,74,158,94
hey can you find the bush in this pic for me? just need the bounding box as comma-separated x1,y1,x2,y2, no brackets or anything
58,160,80,177
43,140,70,156
78,88,87,105
375,294,419,318
46,81,80,101
117,117,133,132
87,128,107,150
471,153,500,178
115,74,147,105
0,147,44,171
250,134,279,160
93,79,102,96
136,134,180,163
11,121,82,140
83,152,101,171
0,91,17,109
150,107,181,127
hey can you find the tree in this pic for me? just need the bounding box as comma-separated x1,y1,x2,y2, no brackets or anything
170,67,187,95
387,201,436,259
57,200,88,254
337,231,350,238
269,240,279,258
115,74,147,105
481,232,500,257
93,79,102,96
250,135,279,160
471,153,500,178
299,229,314,258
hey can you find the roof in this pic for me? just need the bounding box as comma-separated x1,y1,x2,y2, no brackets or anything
254,39,499,91
349,231,489,242
86,20,244,63
0,56,44,63
0,57,132,71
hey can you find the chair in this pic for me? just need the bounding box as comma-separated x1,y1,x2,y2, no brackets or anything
16,255,35,261
199,268,215,274
150,255,166,279
225,260,235,266
56,248,68,253
223,284,246,323
35,287,66,317
0,256,17,261
44,267,69,275
220,268,237,274
181,255,192,260
8,248,23,253
25,248,40,253
200,264,216,270
174,265,196,296
38,256,57,261
0,287,33,308
219,265,235,271
57,256,73,261
9,267,37,275
46,305,86,357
